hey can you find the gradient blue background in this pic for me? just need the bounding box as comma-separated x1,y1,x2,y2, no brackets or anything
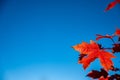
0,0,120,80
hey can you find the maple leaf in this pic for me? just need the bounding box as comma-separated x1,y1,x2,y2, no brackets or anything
105,1,117,11
87,70,102,79
96,34,113,41
87,69,108,79
73,40,115,71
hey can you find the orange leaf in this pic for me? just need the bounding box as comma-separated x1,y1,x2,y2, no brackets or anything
73,41,115,71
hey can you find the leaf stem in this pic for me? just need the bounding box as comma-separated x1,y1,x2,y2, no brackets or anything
101,48,112,50
110,38,115,44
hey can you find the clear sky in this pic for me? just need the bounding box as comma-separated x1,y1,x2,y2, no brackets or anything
0,0,120,80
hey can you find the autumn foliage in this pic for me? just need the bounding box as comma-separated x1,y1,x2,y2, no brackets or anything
73,40,115,71
73,28,120,80
72,1,120,79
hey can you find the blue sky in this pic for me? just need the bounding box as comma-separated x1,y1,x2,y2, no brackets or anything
0,0,120,80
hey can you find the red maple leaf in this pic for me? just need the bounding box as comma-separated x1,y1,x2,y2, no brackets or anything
87,69,108,79
73,40,115,71
105,0,120,11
